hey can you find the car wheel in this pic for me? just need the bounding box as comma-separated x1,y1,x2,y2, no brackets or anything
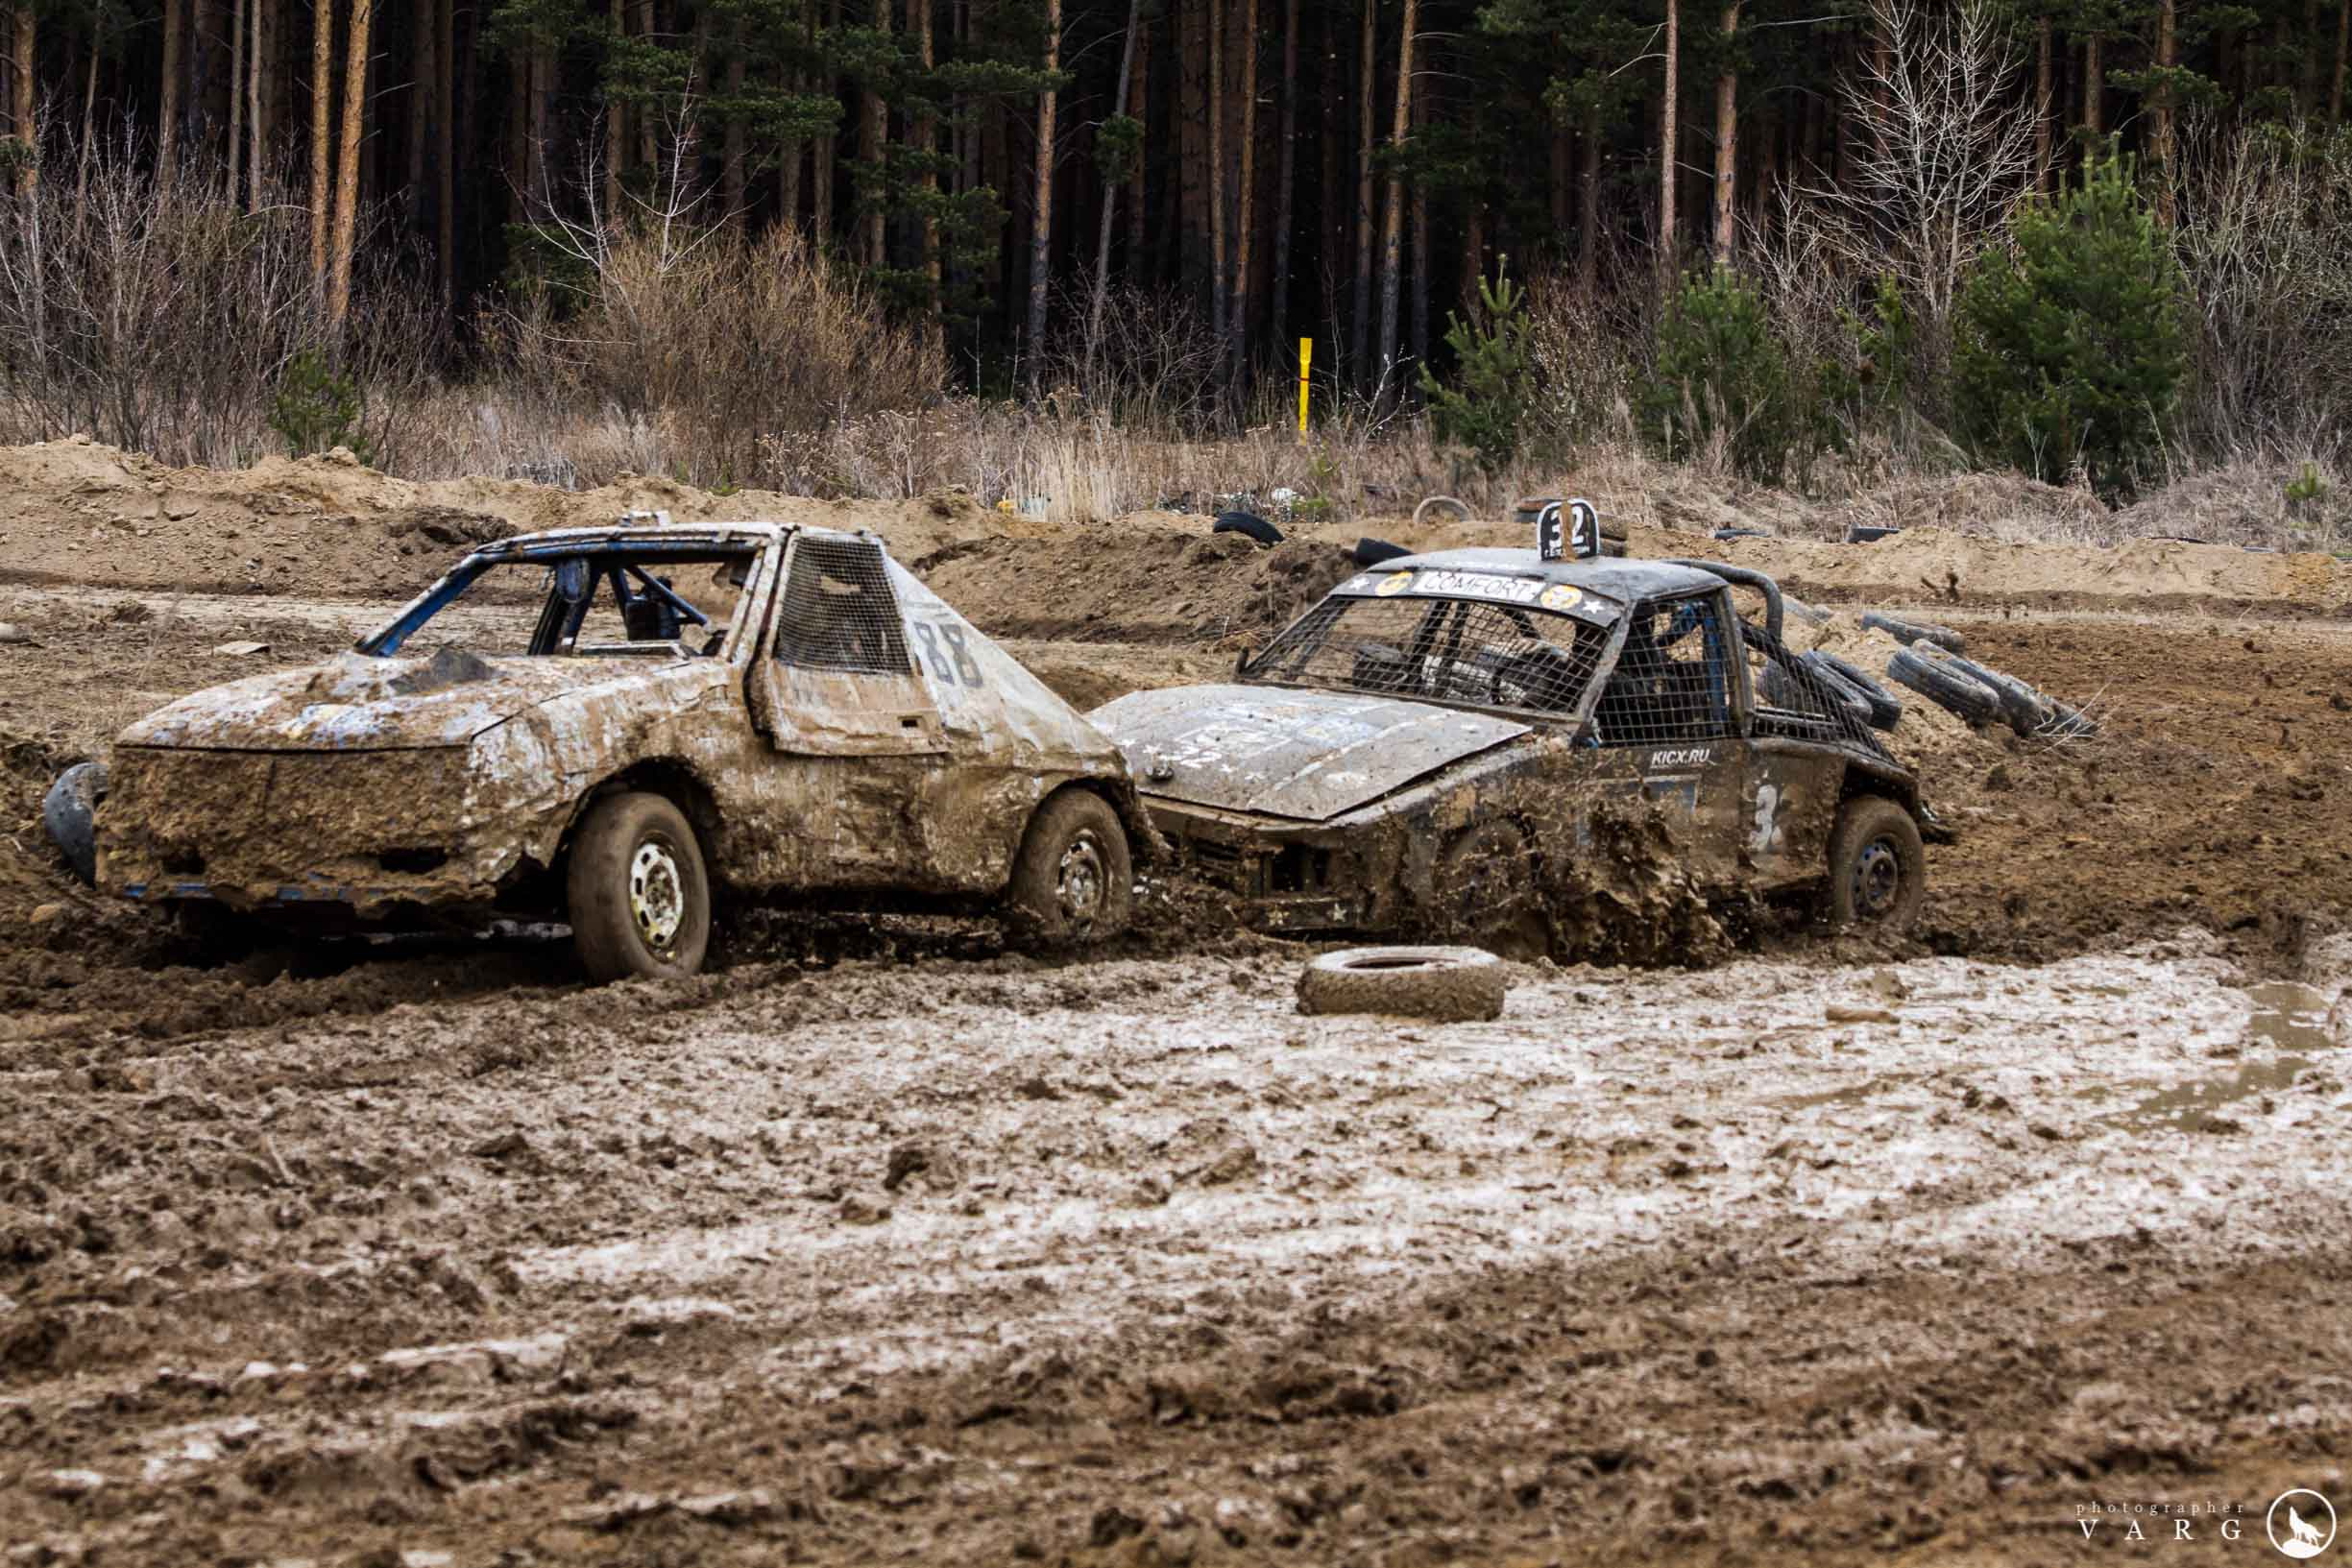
1296,946,1510,1022
1804,650,1903,731
1006,790,1134,948
1826,795,1925,932
568,791,712,982
1438,821,1549,959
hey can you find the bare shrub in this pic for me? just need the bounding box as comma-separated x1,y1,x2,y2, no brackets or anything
2169,116,2352,465
0,133,443,468
1036,282,1228,433
497,211,947,490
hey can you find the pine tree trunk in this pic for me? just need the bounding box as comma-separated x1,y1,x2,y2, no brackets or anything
1578,100,1600,295
75,35,97,225
1025,0,1060,391
1207,0,1227,384
1229,0,1258,398
1269,0,1298,354
528,47,550,210
328,0,373,330
635,0,657,171
2304,0,2322,113
815,0,837,242
1128,21,1151,274
1348,0,1372,381
11,3,34,196
607,0,625,216
1711,1,1738,268
410,0,433,224
2154,0,2176,222
2332,0,2346,122
1373,0,1415,393
2034,15,2052,194
1659,0,1677,277
160,0,184,179
437,0,454,299
722,21,745,218
1090,0,1145,345
2083,34,2102,140
252,0,276,208
228,0,245,200
861,0,889,267
1549,121,1570,233
913,0,938,311
310,0,332,279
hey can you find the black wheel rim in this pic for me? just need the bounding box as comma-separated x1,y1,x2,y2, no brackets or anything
1851,835,1903,919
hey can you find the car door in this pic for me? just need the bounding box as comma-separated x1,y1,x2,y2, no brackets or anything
743,531,948,887
1738,625,1850,887
1583,588,1752,885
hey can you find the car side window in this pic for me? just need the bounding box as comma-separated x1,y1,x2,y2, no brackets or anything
770,537,913,675
1590,592,1733,746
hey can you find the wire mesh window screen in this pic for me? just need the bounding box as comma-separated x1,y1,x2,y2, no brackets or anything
1249,595,1612,717
1742,624,1897,759
771,537,912,675
1590,595,1734,747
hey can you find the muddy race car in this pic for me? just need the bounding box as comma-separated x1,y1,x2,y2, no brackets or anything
1091,537,1951,952
48,521,1148,980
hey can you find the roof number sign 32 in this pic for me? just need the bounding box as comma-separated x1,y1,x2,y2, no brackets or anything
1538,498,1602,562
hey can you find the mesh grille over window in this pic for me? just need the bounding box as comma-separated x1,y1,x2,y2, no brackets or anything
771,536,911,675
1590,594,1734,747
1248,595,1611,717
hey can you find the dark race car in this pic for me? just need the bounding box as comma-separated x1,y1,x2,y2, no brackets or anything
1090,541,1950,953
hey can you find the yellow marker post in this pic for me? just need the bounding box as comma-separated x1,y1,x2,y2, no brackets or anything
1297,337,1313,441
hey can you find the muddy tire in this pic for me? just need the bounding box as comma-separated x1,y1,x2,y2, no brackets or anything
1885,645,2002,728
1437,822,1549,959
1826,795,1926,932
1942,653,2056,737
42,760,106,885
567,791,712,983
1213,511,1283,546
1805,650,1903,731
1861,612,1965,654
1297,946,1509,1022
1006,790,1133,948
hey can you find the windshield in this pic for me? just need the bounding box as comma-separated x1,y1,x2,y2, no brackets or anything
363,546,759,659
1244,588,1622,719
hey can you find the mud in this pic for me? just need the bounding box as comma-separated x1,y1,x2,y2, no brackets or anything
4,451,2352,1564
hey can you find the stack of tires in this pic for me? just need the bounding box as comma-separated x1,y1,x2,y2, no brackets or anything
1871,613,2097,739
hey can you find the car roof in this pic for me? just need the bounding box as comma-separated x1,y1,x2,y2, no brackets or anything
481,520,864,553
1371,546,1730,599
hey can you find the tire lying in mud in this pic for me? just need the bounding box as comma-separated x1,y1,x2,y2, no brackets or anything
1885,645,2003,728
1861,611,1966,654
1940,653,2083,739
1353,536,1414,567
568,790,714,982
1005,789,1135,949
43,760,108,886
1297,946,1510,1023
1802,650,1903,732
1826,795,1926,933
1213,511,1283,546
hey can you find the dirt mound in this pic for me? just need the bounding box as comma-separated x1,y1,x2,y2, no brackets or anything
919,527,1358,648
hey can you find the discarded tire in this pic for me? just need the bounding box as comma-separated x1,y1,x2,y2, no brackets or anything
1845,523,1903,543
1413,495,1472,527
1861,611,1965,654
1943,653,2055,737
1885,645,2002,728
1352,536,1414,567
1804,651,1903,731
1213,510,1282,546
43,760,107,886
1297,946,1509,1023
1782,593,1834,627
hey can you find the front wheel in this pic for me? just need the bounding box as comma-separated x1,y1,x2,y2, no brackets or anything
568,791,712,982
1005,791,1133,948
1826,795,1925,933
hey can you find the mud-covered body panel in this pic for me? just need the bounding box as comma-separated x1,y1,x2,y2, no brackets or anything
97,524,1133,919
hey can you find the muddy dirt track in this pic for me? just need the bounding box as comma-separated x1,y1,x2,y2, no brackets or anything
4,455,2352,1566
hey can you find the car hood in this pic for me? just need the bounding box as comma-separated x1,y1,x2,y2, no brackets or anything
1089,684,1530,822
117,648,699,751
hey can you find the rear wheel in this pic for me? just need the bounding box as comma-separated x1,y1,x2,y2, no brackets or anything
568,791,712,982
1826,795,1926,932
1006,790,1133,948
